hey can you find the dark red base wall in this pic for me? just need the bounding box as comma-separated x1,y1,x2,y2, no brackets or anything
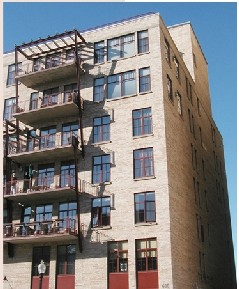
57,275,75,289
32,276,49,289
109,273,129,289
137,271,158,289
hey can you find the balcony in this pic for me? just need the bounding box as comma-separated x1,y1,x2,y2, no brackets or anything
3,174,78,202
3,218,77,244
15,56,84,90
7,132,81,163
13,92,80,127
4,177,101,202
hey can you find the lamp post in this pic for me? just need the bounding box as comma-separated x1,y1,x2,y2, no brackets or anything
38,260,46,289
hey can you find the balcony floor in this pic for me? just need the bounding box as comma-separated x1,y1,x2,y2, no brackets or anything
13,102,79,128
16,62,79,90
3,231,78,244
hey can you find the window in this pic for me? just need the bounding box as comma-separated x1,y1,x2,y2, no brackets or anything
33,58,42,72
38,163,54,189
58,202,77,231
91,197,110,227
108,241,128,272
32,247,50,276
138,30,149,54
35,204,53,231
107,33,135,61
4,97,16,120
60,161,75,188
92,155,111,184
174,56,180,78
199,251,206,280
40,126,56,149
107,70,136,99
93,115,110,143
62,122,79,146
64,83,77,103
176,91,182,115
167,75,173,101
20,206,32,235
133,148,154,179
136,238,157,271
7,63,22,86
57,245,76,275
196,214,204,243
194,179,201,206
185,77,189,99
135,191,156,223
66,48,75,61
132,107,152,136
94,41,105,64
165,39,170,63
191,144,198,171
193,53,197,67
139,67,151,93
46,53,61,68
93,77,105,102
29,92,39,110
189,83,193,103
197,97,201,116
211,125,216,144
42,87,59,107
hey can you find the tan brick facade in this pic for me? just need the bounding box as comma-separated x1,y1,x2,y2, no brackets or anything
3,13,236,289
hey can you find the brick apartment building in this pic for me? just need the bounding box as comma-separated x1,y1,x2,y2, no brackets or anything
3,12,236,289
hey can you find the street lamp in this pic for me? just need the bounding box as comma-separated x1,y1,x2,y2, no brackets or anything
38,260,46,289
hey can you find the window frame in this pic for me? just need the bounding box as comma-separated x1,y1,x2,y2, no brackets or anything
3,97,16,120
92,154,111,184
32,246,50,277
58,202,77,231
91,196,111,228
107,70,136,99
133,147,154,179
57,244,76,275
167,74,173,102
62,121,79,146
108,240,128,273
93,77,105,102
137,30,149,54
136,238,158,271
139,67,151,93
134,191,156,224
107,33,135,61
132,107,152,137
7,63,22,86
60,160,75,188
93,115,110,143
94,41,105,64
164,39,170,63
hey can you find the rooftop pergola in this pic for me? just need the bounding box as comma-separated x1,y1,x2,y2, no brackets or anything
15,29,86,60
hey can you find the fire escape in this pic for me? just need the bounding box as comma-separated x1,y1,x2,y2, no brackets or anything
3,30,95,253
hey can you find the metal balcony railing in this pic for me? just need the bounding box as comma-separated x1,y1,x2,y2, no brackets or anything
7,131,80,155
3,174,77,196
17,54,76,76
3,217,76,238
15,91,78,113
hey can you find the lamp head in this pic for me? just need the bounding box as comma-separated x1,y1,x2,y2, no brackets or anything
38,260,46,275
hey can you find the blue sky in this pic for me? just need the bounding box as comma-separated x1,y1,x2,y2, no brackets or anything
3,2,237,262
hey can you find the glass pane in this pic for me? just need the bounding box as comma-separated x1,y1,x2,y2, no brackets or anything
148,239,157,248
135,193,145,203
140,67,150,77
92,198,101,207
146,192,155,201
137,240,146,249
102,197,110,206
